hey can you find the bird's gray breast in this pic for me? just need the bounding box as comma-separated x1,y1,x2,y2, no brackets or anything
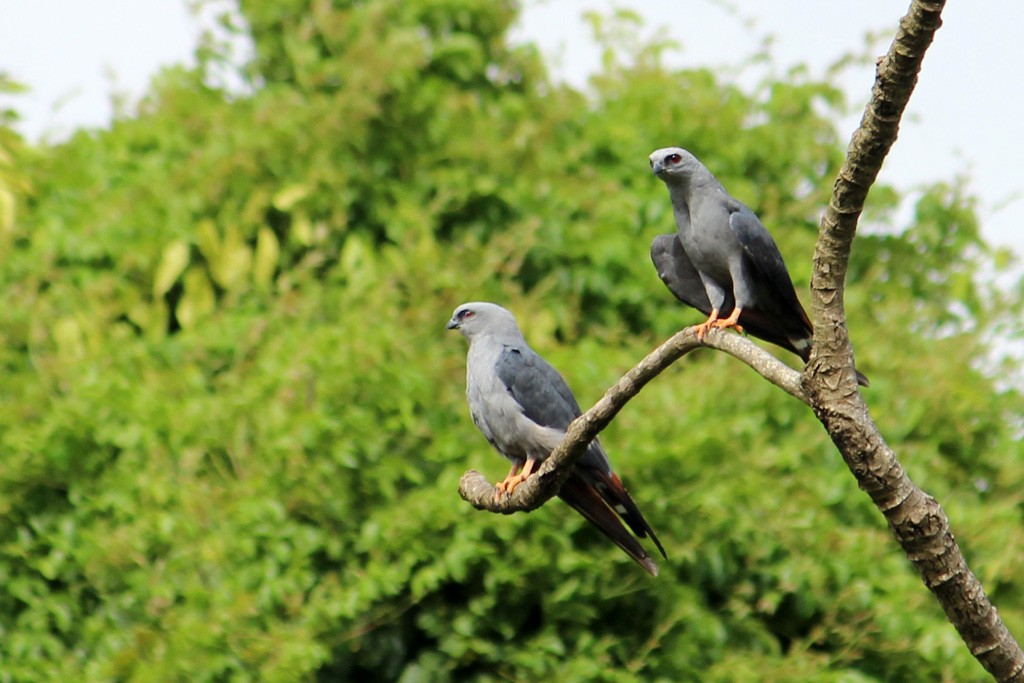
680,188,743,286
465,340,563,463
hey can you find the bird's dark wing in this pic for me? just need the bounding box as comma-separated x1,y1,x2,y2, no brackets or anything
494,344,581,431
726,203,869,385
650,233,713,315
495,343,613,462
726,201,813,340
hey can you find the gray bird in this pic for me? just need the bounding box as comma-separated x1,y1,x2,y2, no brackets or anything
447,302,667,576
649,147,868,386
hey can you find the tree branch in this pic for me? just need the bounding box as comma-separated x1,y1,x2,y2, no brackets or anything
458,326,806,511
806,1,1024,680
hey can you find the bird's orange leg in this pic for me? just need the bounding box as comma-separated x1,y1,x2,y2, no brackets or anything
496,457,540,498
692,308,719,341
494,462,524,499
712,307,745,334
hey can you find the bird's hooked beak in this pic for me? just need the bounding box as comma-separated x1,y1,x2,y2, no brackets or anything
445,317,460,330
650,158,665,176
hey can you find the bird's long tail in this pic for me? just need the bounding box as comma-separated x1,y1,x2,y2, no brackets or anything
591,470,667,560
558,475,663,577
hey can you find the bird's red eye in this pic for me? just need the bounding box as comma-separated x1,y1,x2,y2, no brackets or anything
460,309,474,319
667,153,682,164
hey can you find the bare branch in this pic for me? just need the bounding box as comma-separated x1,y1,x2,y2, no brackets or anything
458,326,806,511
806,0,1024,679
704,329,808,402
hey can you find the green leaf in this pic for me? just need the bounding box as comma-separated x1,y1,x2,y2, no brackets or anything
253,227,280,287
272,183,311,211
153,239,190,298
176,268,216,328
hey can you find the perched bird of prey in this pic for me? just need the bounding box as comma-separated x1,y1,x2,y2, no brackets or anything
447,302,667,576
649,147,868,386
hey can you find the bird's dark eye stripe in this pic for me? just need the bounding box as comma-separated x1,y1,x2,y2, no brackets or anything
458,309,474,319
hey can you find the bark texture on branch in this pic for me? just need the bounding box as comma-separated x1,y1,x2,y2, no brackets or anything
806,1,1024,680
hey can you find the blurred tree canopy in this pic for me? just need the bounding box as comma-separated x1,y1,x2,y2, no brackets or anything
1,1,1023,681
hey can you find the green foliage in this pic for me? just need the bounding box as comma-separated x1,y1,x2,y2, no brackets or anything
1,2,1022,681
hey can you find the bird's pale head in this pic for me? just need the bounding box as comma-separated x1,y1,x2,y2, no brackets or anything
446,301,521,341
649,147,701,184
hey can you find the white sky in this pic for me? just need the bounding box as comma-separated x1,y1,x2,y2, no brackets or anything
1,0,1020,255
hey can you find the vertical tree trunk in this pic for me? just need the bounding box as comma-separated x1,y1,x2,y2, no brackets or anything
806,1,1024,679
